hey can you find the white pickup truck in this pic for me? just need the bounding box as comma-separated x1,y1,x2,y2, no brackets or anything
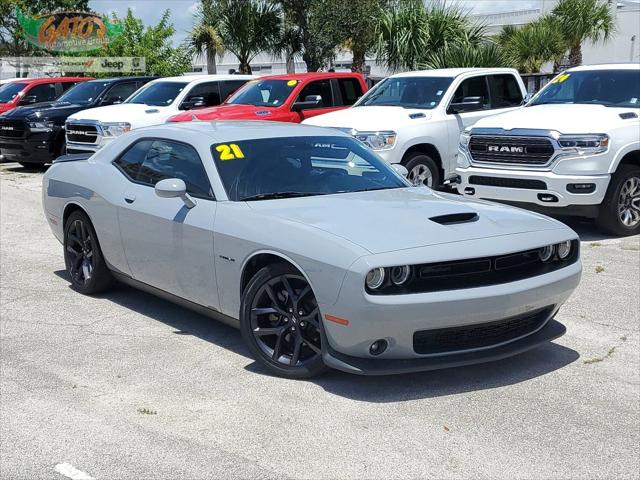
303,68,527,187
65,74,254,154
457,64,640,236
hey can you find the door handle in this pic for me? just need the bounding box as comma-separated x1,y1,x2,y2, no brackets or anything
124,194,136,204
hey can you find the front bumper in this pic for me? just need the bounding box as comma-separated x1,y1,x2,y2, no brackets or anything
0,129,57,164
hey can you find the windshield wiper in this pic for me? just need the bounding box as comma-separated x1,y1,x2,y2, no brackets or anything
241,191,326,201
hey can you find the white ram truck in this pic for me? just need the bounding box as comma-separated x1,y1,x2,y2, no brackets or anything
303,68,527,187
457,64,640,236
65,74,255,154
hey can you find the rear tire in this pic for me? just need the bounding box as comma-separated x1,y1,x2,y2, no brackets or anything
64,210,113,294
596,165,640,236
240,262,328,379
403,152,440,188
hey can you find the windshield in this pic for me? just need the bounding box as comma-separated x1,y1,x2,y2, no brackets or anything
226,79,297,107
530,69,640,108
126,81,187,106
355,76,453,109
0,82,27,103
57,81,110,105
212,136,408,201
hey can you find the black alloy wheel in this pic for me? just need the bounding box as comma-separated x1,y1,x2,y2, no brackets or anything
63,210,113,294
240,263,328,379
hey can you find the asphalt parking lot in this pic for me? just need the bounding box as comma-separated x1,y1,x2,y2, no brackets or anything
1,162,638,480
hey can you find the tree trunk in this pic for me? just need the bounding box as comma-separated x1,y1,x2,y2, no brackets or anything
568,44,582,68
206,49,217,74
303,52,320,72
286,54,295,74
238,60,252,74
351,46,366,73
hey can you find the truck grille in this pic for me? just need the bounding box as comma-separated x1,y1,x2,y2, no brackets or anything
66,124,99,144
0,120,26,139
469,135,555,165
469,175,547,190
413,306,553,355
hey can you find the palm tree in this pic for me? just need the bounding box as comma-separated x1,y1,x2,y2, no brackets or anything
551,0,615,67
498,16,566,73
205,0,282,74
423,42,508,70
189,1,224,75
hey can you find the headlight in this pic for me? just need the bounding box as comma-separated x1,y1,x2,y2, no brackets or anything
27,121,54,132
538,245,555,262
459,129,471,149
101,122,131,137
354,131,396,150
390,265,411,286
558,134,609,155
557,240,572,259
365,267,386,290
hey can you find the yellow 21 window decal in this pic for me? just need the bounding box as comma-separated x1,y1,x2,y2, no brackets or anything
215,143,245,161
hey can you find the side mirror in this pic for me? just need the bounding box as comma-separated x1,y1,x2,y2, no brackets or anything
449,96,484,114
291,94,322,112
155,178,196,208
20,95,37,105
101,96,123,106
392,164,409,178
181,96,207,110
520,93,533,106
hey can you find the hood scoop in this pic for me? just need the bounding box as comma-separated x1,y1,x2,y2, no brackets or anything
429,212,479,225
409,112,425,119
619,112,638,120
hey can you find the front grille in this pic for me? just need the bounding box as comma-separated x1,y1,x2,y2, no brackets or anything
66,124,98,144
413,306,553,354
0,120,26,139
469,175,547,190
368,241,579,295
469,135,554,165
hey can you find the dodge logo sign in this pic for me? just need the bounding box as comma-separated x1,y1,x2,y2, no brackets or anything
488,145,524,153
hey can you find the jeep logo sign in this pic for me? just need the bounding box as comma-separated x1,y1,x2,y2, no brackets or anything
488,145,525,154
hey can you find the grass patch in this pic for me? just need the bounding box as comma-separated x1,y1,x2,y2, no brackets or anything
590,242,602,247
137,408,157,415
595,265,605,273
584,346,616,364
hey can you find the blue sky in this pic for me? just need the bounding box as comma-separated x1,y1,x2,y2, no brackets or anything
89,0,544,45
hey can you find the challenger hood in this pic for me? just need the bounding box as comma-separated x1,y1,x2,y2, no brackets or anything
302,106,431,130
247,187,566,254
473,104,639,133
67,103,172,126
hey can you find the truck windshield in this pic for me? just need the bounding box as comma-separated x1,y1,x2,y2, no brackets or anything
0,82,27,103
57,81,110,105
126,81,188,106
354,76,453,109
529,69,640,108
212,136,408,201
226,79,297,107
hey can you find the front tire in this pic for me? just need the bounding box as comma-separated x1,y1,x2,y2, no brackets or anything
403,152,440,188
596,165,640,236
240,263,328,379
64,210,113,294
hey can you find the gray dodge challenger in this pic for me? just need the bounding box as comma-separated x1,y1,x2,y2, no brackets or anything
42,121,581,378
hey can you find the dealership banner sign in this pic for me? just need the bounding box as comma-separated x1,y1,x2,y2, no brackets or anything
16,7,123,52
1,57,146,73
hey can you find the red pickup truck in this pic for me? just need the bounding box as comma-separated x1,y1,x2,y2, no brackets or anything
167,72,367,123
0,77,90,115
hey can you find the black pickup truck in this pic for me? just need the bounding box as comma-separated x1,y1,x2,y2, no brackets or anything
0,76,155,166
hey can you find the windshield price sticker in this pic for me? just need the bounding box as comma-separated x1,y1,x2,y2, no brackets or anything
215,143,245,161
287,80,298,87
551,73,571,84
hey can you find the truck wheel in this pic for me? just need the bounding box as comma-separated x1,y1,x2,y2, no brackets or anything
596,165,640,236
403,152,440,188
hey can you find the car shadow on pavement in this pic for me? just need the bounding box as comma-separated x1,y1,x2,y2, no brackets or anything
55,271,580,402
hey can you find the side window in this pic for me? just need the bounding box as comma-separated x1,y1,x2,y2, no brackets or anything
182,82,221,108
103,82,138,104
297,80,333,108
451,76,490,109
24,83,57,102
113,139,154,180
337,78,363,106
220,80,247,101
136,140,213,198
489,74,523,108
61,81,78,92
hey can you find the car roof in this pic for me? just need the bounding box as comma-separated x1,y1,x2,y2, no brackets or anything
390,68,519,78
567,63,640,72
140,120,348,143
147,74,256,85
257,72,364,81
11,76,91,85
86,76,157,83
